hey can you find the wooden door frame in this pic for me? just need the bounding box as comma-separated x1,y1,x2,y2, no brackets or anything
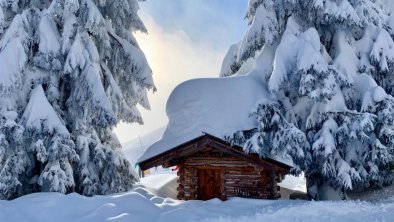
197,168,224,200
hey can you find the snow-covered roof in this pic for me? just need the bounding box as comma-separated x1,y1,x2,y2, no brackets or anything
138,68,273,163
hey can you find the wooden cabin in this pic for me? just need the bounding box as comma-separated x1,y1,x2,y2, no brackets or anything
137,134,291,201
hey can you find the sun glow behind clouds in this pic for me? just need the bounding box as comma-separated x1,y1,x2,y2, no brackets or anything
114,12,224,143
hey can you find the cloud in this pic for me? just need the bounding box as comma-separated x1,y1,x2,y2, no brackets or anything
137,0,248,50
114,12,226,143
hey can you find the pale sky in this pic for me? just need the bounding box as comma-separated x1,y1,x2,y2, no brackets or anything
114,0,248,144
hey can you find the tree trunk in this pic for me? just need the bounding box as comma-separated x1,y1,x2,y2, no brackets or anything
306,174,345,200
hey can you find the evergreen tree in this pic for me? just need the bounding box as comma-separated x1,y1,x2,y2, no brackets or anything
0,0,154,199
225,0,394,199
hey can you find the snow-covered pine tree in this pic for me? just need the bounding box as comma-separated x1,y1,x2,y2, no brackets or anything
225,0,394,200
0,0,154,199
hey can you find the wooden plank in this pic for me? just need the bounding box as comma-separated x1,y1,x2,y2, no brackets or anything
225,169,258,174
183,165,254,171
138,137,211,170
225,174,262,179
203,134,291,171
183,173,198,177
197,169,223,200
187,157,245,161
224,180,262,184
186,158,252,164
207,142,278,172
185,159,252,165
224,183,261,188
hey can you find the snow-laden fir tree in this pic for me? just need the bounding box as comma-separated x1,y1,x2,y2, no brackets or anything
223,0,394,199
0,0,154,199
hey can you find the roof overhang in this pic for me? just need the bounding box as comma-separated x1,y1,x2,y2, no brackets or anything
137,133,291,174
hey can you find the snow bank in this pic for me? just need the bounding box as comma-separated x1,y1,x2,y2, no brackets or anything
140,173,179,200
1,191,394,222
279,174,307,192
0,192,161,222
347,184,394,202
139,69,273,163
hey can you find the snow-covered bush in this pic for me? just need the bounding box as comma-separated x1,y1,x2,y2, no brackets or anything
225,0,394,200
0,0,154,199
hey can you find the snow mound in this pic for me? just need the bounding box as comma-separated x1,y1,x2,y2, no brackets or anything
0,192,161,222
279,174,307,192
138,71,273,162
140,173,179,200
347,184,394,202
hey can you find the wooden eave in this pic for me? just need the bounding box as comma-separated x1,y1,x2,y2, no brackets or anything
137,134,291,174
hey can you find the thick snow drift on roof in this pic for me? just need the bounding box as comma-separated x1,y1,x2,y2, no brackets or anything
139,46,276,163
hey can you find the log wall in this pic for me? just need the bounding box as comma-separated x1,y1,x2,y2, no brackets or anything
176,154,283,200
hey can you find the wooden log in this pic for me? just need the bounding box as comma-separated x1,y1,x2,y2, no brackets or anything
183,168,198,173
185,163,254,169
187,159,247,164
226,171,260,175
182,172,198,177
225,169,258,174
224,174,262,179
225,179,262,184
225,183,262,188
183,162,250,168
220,170,225,200
184,165,256,171
179,175,197,180
187,156,242,161
177,191,185,199
186,157,251,163
181,185,196,189
183,178,198,184
224,180,264,187
177,177,184,183
181,187,197,193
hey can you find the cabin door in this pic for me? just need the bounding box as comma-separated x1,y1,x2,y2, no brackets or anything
197,169,222,200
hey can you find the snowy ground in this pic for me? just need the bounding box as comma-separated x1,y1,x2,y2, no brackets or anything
1,187,394,222
0,174,392,222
